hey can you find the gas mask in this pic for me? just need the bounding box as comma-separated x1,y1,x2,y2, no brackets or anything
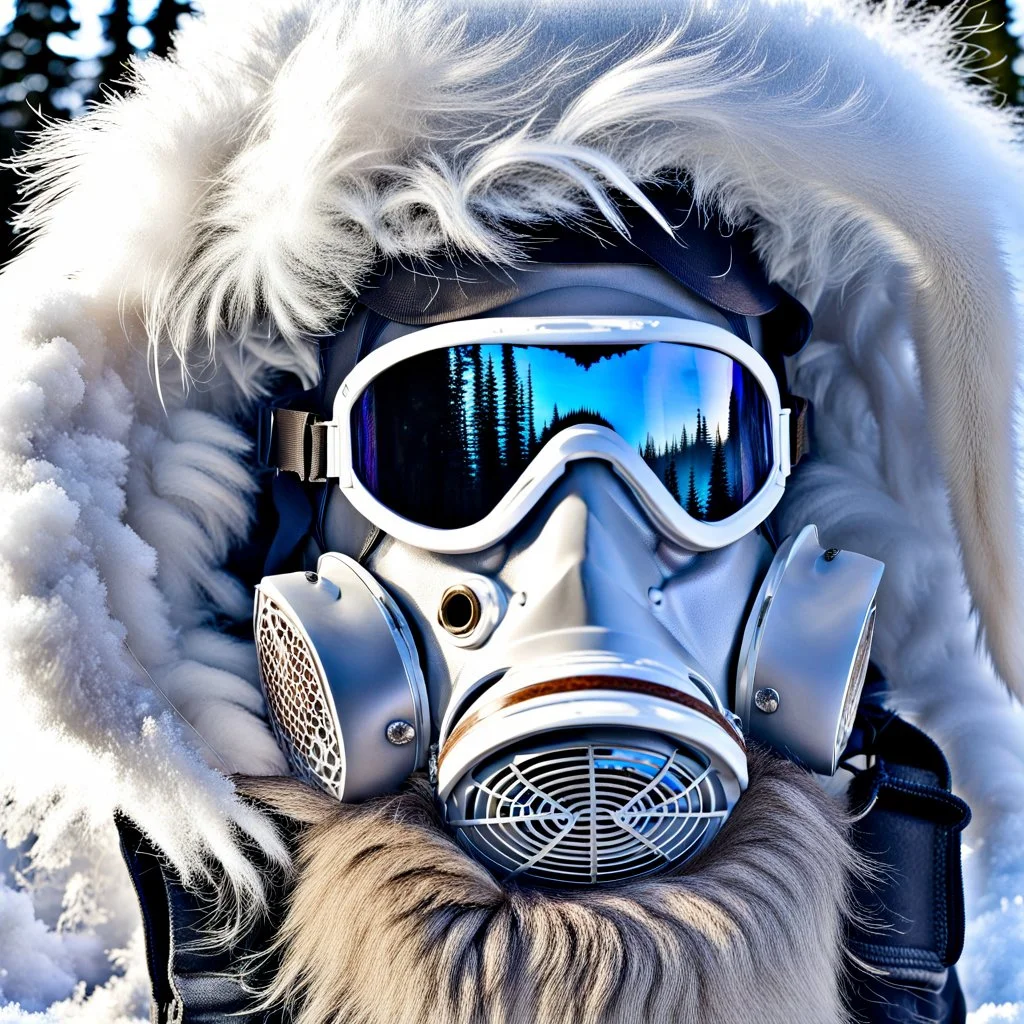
254,289,883,888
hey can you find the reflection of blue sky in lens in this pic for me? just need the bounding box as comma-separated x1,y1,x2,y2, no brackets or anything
506,344,735,447
356,340,773,527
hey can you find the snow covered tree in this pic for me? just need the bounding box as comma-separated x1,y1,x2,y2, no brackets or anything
0,1,80,128
147,0,196,58
100,0,134,90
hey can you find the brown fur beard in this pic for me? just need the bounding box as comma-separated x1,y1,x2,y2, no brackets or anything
238,746,858,1024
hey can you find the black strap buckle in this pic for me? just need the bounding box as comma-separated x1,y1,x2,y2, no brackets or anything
257,407,329,483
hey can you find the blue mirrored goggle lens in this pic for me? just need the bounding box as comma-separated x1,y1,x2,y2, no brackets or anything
352,342,774,530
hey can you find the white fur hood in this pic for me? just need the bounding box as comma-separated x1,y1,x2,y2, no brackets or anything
1,0,1023,1016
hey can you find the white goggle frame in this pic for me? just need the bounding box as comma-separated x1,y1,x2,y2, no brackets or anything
323,316,791,554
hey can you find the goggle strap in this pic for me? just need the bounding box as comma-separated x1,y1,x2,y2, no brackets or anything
788,396,813,468
258,407,330,483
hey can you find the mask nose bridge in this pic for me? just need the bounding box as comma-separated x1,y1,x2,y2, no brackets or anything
501,463,696,656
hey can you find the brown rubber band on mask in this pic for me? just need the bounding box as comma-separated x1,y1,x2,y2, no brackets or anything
439,675,746,768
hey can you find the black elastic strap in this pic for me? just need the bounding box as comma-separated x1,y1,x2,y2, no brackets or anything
843,706,971,1022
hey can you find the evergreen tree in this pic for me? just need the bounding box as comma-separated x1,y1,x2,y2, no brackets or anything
1,1,80,129
443,347,470,512
101,0,134,91
727,388,740,445
642,432,657,466
695,408,704,446
681,424,688,450
664,458,681,503
478,354,502,502
469,345,484,474
705,426,733,521
147,0,195,58
500,344,523,474
516,377,526,461
727,385,741,486
526,366,537,455
685,465,703,519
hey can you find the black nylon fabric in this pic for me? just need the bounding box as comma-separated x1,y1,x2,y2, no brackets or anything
116,806,296,1024
843,684,971,1024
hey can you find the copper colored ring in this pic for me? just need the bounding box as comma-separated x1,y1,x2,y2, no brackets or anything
438,584,481,636
439,675,746,767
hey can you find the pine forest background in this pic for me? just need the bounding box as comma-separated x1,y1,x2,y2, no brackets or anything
0,0,1021,268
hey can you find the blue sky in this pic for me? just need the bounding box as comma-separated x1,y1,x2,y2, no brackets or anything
478,343,738,450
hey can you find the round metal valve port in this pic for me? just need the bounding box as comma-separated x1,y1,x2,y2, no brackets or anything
438,584,481,636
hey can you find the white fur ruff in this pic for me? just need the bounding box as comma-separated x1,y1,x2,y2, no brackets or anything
0,0,1022,1017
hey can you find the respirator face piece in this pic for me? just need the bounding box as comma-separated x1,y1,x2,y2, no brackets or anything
254,314,884,888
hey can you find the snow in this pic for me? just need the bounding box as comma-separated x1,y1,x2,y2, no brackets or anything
0,838,147,1023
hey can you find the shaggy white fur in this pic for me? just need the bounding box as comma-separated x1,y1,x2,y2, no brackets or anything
0,0,1022,1016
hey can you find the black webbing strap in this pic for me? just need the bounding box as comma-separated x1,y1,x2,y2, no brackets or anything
257,407,329,484
843,705,971,1023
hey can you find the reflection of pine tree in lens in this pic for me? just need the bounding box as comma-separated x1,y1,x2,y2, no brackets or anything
643,433,657,466
685,464,703,519
470,345,484,478
526,366,538,456
705,426,734,521
500,345,524,487
445,347,473,523
727,386,741,497
479,355,503,511
537,406,614,449
664,458,681,503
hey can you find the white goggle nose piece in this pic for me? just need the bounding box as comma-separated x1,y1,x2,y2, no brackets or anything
736,525,884,775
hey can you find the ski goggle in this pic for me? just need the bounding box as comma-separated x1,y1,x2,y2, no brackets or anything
322,317,792,553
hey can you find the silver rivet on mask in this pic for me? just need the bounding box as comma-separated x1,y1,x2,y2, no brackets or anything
304,571,319,583
754,687,781,714
386,720,416,746
648,586,663,606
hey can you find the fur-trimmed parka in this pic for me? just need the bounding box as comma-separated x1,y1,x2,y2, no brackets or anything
0,1,1022,1020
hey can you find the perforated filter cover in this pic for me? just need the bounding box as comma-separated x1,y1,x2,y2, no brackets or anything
254,553,428,803
446,728,730,886
255,589,346,797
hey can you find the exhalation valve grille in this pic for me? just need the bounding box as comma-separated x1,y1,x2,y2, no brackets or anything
255,591,344,797
447,732,729,886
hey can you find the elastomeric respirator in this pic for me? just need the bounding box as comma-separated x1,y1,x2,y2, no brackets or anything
252,241,883,888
